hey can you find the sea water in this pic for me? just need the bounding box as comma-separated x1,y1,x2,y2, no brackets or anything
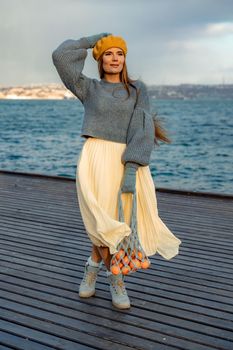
0,99,232,195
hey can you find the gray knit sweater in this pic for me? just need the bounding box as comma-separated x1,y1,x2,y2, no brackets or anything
52,36,155,170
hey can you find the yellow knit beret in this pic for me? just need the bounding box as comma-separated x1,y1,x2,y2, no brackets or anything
92,35,127,61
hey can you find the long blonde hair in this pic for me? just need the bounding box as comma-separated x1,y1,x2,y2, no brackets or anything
97,52,171,145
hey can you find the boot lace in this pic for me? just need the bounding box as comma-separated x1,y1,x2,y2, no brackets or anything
112,278,127,295
83,270,97,286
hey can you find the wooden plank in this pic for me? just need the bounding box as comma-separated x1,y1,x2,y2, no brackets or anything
0,309,172,350
0,330,57,350
0,319,97,350
1,231,233,281
0,270,231,348
0,224,232,261
1,169,233,199
1,225,233,261
0,171,233,349
1,187,231,219
1,237,232,292
0,293,226,350
0,228,232,273
1,259,233,322
1,258,233,316
0,190,231,229
0,244,232,297
0,225,231,265
0,244,233,289
0,344,15,350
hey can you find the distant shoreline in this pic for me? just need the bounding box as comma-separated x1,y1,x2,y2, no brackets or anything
0,83,232,100
0,83,74,100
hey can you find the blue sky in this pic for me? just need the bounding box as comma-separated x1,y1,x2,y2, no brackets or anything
1,0,233,86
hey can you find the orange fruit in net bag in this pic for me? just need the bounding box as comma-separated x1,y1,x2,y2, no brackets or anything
141,259,150,269
115,249,125,261
119,262,123,269
110,265,121,275
123,255,130,265
122,265,131,275
137,251,143,260
130,249,136,259
111,258,117,265
129,258,141,270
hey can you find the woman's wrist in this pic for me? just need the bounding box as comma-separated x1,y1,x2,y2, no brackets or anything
84,32,112,49
125,162,140,170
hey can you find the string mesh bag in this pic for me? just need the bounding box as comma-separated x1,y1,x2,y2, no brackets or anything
110,187,151,275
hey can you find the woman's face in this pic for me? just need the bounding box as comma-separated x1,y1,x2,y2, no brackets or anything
102,47,125,75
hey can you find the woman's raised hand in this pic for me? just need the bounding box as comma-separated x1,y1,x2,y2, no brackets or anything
85,32,112,48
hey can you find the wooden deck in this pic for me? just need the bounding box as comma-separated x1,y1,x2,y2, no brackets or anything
0,169,233,350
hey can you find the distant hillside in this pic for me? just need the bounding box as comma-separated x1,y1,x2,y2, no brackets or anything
0,83,232,100
147,84,233,100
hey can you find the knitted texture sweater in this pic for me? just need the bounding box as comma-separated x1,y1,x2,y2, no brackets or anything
52,36,155,170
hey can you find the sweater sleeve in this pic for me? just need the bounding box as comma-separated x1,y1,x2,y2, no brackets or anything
121,81,155,170
52,37,92,103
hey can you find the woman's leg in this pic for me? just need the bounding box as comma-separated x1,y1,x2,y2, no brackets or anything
91,244,102,263
96,246,112,271
79,244,103,298
90,244,112,270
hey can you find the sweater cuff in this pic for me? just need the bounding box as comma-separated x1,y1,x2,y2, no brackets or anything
79,37,92,49
125,162,140,170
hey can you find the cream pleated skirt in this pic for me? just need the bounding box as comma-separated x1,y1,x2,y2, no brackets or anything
75,137,182,259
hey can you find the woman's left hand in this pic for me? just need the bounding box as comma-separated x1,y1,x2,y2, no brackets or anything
120,166,137,193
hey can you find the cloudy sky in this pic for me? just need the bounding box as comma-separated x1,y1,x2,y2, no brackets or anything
1,0,233,86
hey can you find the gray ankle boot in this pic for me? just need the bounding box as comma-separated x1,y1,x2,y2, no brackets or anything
79,259,103,298
106,272,131,309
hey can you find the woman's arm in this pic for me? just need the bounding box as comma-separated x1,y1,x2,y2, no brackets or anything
120,81,155,193
52,33,111,103
121,81,154,170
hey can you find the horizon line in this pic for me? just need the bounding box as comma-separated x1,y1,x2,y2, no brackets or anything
1,82,233,88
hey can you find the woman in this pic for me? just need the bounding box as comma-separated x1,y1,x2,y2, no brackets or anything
52,32,182,310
